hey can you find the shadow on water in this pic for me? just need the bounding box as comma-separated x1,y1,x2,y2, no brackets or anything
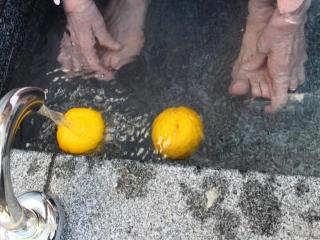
4,0,320,177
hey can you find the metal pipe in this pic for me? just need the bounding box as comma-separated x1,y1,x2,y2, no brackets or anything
0,87,44,230
0,87,63,240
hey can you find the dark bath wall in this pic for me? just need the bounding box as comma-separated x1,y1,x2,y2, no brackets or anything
0,0,52,96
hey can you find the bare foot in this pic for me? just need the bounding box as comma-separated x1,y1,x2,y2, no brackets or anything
100,0,148,73
229,0,274,98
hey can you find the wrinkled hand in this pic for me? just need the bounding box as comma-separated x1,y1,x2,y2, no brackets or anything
229,0,311,112
230,0,274,98
243,0,311,112
58,0,120,80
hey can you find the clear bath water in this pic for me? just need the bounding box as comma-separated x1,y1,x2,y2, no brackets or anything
5,0,320,177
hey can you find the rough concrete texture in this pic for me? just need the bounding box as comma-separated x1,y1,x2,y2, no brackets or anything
44,154,320,240
11,149,52,196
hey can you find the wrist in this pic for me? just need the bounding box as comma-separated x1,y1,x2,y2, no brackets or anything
277,0,311,24
63,0,93,13
248,0,274,22
269,9,304,29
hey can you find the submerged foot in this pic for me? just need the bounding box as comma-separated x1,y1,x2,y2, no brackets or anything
100,0,148,72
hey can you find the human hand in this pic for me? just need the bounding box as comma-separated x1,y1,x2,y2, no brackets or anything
243,0,310,112
230,0,274,98
58,0,121,80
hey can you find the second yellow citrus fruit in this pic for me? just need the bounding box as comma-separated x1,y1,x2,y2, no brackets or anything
152,106,204,160
56,108,105,154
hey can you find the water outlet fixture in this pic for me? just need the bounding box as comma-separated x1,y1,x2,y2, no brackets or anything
0,87,63,240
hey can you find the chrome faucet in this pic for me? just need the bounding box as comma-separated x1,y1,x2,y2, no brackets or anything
0,87,63,240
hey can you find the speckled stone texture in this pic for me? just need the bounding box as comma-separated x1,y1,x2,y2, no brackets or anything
6,145,320,240
10,149,52,196
42,154,320,240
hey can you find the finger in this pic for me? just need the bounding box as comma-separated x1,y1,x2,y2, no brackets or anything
81,45,108,74
109,52,135,70
71,56,82,72
242,52,267,71
265,76,290,113
101,52,112,69
298,64,306,85
60,33,71,49
93,22,121,51
257,28,272,54
229,68,250,96
288,64,299,91
229,79,250,96
258,74,270,98
249,77,262,98
57,48,73,70
289,75,299,92
58,57,73,72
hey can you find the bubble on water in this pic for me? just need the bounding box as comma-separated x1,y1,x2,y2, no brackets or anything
144,131,149,139
136,148,144,157
52,77,59,82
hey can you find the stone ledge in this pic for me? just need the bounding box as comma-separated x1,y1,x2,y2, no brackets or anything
44,153,320,240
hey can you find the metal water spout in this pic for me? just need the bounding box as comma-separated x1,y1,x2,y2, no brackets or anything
0,87,63,240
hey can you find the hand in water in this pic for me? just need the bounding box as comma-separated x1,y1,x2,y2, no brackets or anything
58,0,121,80
100,0,147,71
230,0,310,112
229,0,274,99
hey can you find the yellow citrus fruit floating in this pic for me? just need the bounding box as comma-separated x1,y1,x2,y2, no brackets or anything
152,106,204,160
56,108,105,154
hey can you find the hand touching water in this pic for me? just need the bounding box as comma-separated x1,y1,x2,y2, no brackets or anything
58,0,121,80
244,0,311,112
230,0,311,112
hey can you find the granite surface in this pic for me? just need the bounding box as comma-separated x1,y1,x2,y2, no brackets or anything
8,149,320,240
11,150,53,196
